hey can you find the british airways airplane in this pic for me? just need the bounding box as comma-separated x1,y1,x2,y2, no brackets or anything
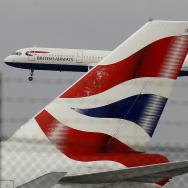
2,20,188,188
4,48,111,81
4,46,188,81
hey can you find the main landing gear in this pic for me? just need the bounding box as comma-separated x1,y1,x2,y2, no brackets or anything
28,69,34,81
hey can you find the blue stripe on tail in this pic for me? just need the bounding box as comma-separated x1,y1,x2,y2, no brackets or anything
72,94,167,137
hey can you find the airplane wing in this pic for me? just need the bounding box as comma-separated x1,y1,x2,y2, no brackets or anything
58,160,188,184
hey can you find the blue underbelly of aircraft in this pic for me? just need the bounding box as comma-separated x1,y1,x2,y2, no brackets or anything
5,62,92,72
5,62,188,76
178,70,188,76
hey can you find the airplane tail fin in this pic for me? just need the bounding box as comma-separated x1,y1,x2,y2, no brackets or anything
9,21,188,154
4,20,188,188
36,21,188,154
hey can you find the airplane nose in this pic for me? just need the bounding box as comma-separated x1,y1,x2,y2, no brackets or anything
4,57,8,63
4,56,13,65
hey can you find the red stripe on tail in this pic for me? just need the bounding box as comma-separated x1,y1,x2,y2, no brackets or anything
61,36,188,98
35,110,137,154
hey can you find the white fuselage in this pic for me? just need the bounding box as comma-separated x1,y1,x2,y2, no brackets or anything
4,47,111,72
4,47,188,76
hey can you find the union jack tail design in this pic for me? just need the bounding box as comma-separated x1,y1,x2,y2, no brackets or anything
36,21,188,155
4,20,188,187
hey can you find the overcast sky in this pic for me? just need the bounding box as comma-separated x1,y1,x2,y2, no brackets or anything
1,0,188,147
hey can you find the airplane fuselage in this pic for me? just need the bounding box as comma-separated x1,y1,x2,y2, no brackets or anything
4,47,111,72
4,47,188,76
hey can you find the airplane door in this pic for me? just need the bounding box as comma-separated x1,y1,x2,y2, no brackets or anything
28,49,35,61
76,51,83,63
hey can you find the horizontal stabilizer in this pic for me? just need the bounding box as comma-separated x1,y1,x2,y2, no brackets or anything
59,161,188,184
18,172,66,188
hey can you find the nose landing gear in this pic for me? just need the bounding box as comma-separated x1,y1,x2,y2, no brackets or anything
28,69,34,81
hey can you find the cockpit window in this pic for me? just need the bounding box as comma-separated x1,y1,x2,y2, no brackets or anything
12,52,22,56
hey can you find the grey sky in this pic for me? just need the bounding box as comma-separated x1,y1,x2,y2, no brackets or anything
1,0,188,146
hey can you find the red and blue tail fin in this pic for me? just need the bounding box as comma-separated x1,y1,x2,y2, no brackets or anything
11,21,188,155
36,21,188,154
4,20,188,188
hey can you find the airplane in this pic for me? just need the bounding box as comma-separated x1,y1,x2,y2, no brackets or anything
4,47,111,81
1,20,188,188
4,45,188,81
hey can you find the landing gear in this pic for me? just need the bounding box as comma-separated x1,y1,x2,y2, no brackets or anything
28,69,34,81
28,77,33,81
